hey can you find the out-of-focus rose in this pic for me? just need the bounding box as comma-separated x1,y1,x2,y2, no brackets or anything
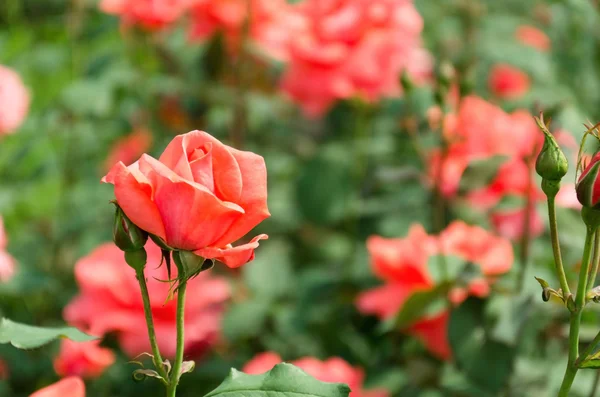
243,353,389,397
281,0,432,117
29,377,85,397
54,340,115,379
356,221,513,360
0,217,16,282
515,25,550,52
99,0,192,30
0,65,29,135
490,206,545,241
488,64,530,100
103,130,270,268
189,0,301,60
104,128,153,172
64,241,230,358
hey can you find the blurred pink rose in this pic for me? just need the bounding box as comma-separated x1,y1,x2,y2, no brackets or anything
54,340,115,379
64,241,230,358
0,217,16,282
515,25,550,52
243,353,389,397
281,0,432,116
104,128,153,172
488,64,531,100
0,65,29,135
490,207,545,241
189,0,300,60
356,221,513,360
100,0,192,30
29,377,85,397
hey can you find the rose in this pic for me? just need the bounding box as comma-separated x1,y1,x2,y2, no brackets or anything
30,377,85,397
54,340,115,379
0,65,29,135
488,64,531,100
576,153,600,209
103,130,270,268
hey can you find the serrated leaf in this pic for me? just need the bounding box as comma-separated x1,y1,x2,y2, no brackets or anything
0,318,97,349
204,363,351,397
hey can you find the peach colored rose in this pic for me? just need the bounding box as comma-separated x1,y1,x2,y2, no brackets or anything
189,0,300,60
515,25,550,52
30,377,85,397
281,0,432,116
488,64,531,100
64,241,230,358
243,353,389,397
356,221,513,360
103,130,270,268
104,128,153,172
100,0,192,30
0,65,29,135
0,217,16,282
54,340,115,379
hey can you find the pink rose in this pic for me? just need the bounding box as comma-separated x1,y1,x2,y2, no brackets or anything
515,25,550,52
54,340,115,379
103,130,270,268
29,377,85,397
281,0,432,116
64,241,230,358
104,128,153,172
0,65,29,135
488,64,531,100
356,221,513,360
243,353,389,397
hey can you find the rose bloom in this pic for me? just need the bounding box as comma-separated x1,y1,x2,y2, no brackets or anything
0,217,16,282
0,65,29,135
54,340,115,379
488,64,531,100
103,130,270,268
104,128,153,172
30,377,85,397
64,241,230,358
515,25,550,52
281,0,432,117
243,352,389,397
189,0,301,60
99,0,192,30
356,221,513,360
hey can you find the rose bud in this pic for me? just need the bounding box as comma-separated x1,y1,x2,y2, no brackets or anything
576,153,600,209
536,128,568,181
113,204,148,252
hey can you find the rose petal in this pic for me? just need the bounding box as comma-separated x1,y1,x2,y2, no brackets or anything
194,234,268,268
30,377,85,397
102,161,166,240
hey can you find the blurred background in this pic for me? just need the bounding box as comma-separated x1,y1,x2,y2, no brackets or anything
2,0,600,396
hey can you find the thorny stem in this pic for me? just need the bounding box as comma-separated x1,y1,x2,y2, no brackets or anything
546,195,571,298
136,270,169,384
558,227,595,396
588,230,600,291
166,279,188,397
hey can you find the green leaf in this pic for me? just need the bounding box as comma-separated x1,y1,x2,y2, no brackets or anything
449,299,517,394
0,318,97,349
382,282,450,331
204,363,351,397
459,156,507,193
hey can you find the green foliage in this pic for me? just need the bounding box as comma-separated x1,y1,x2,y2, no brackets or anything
204,363,351,397
0,318,96,349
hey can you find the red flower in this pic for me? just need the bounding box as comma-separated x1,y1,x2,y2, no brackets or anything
577,152,600,208
356,221,513,360
103,130,270,268
280,0,432,116
243,353,389,397
515,25,550,52
0,65,29,135
488,64,531,100
64,241,230,358
99,0,192,30
29,377,85,397
104,128,153,172
54,340,115,379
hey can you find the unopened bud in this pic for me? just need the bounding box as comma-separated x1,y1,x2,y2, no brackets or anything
577,153,600,210
113,204,148,252
535,119,568,182
125,248,147,272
